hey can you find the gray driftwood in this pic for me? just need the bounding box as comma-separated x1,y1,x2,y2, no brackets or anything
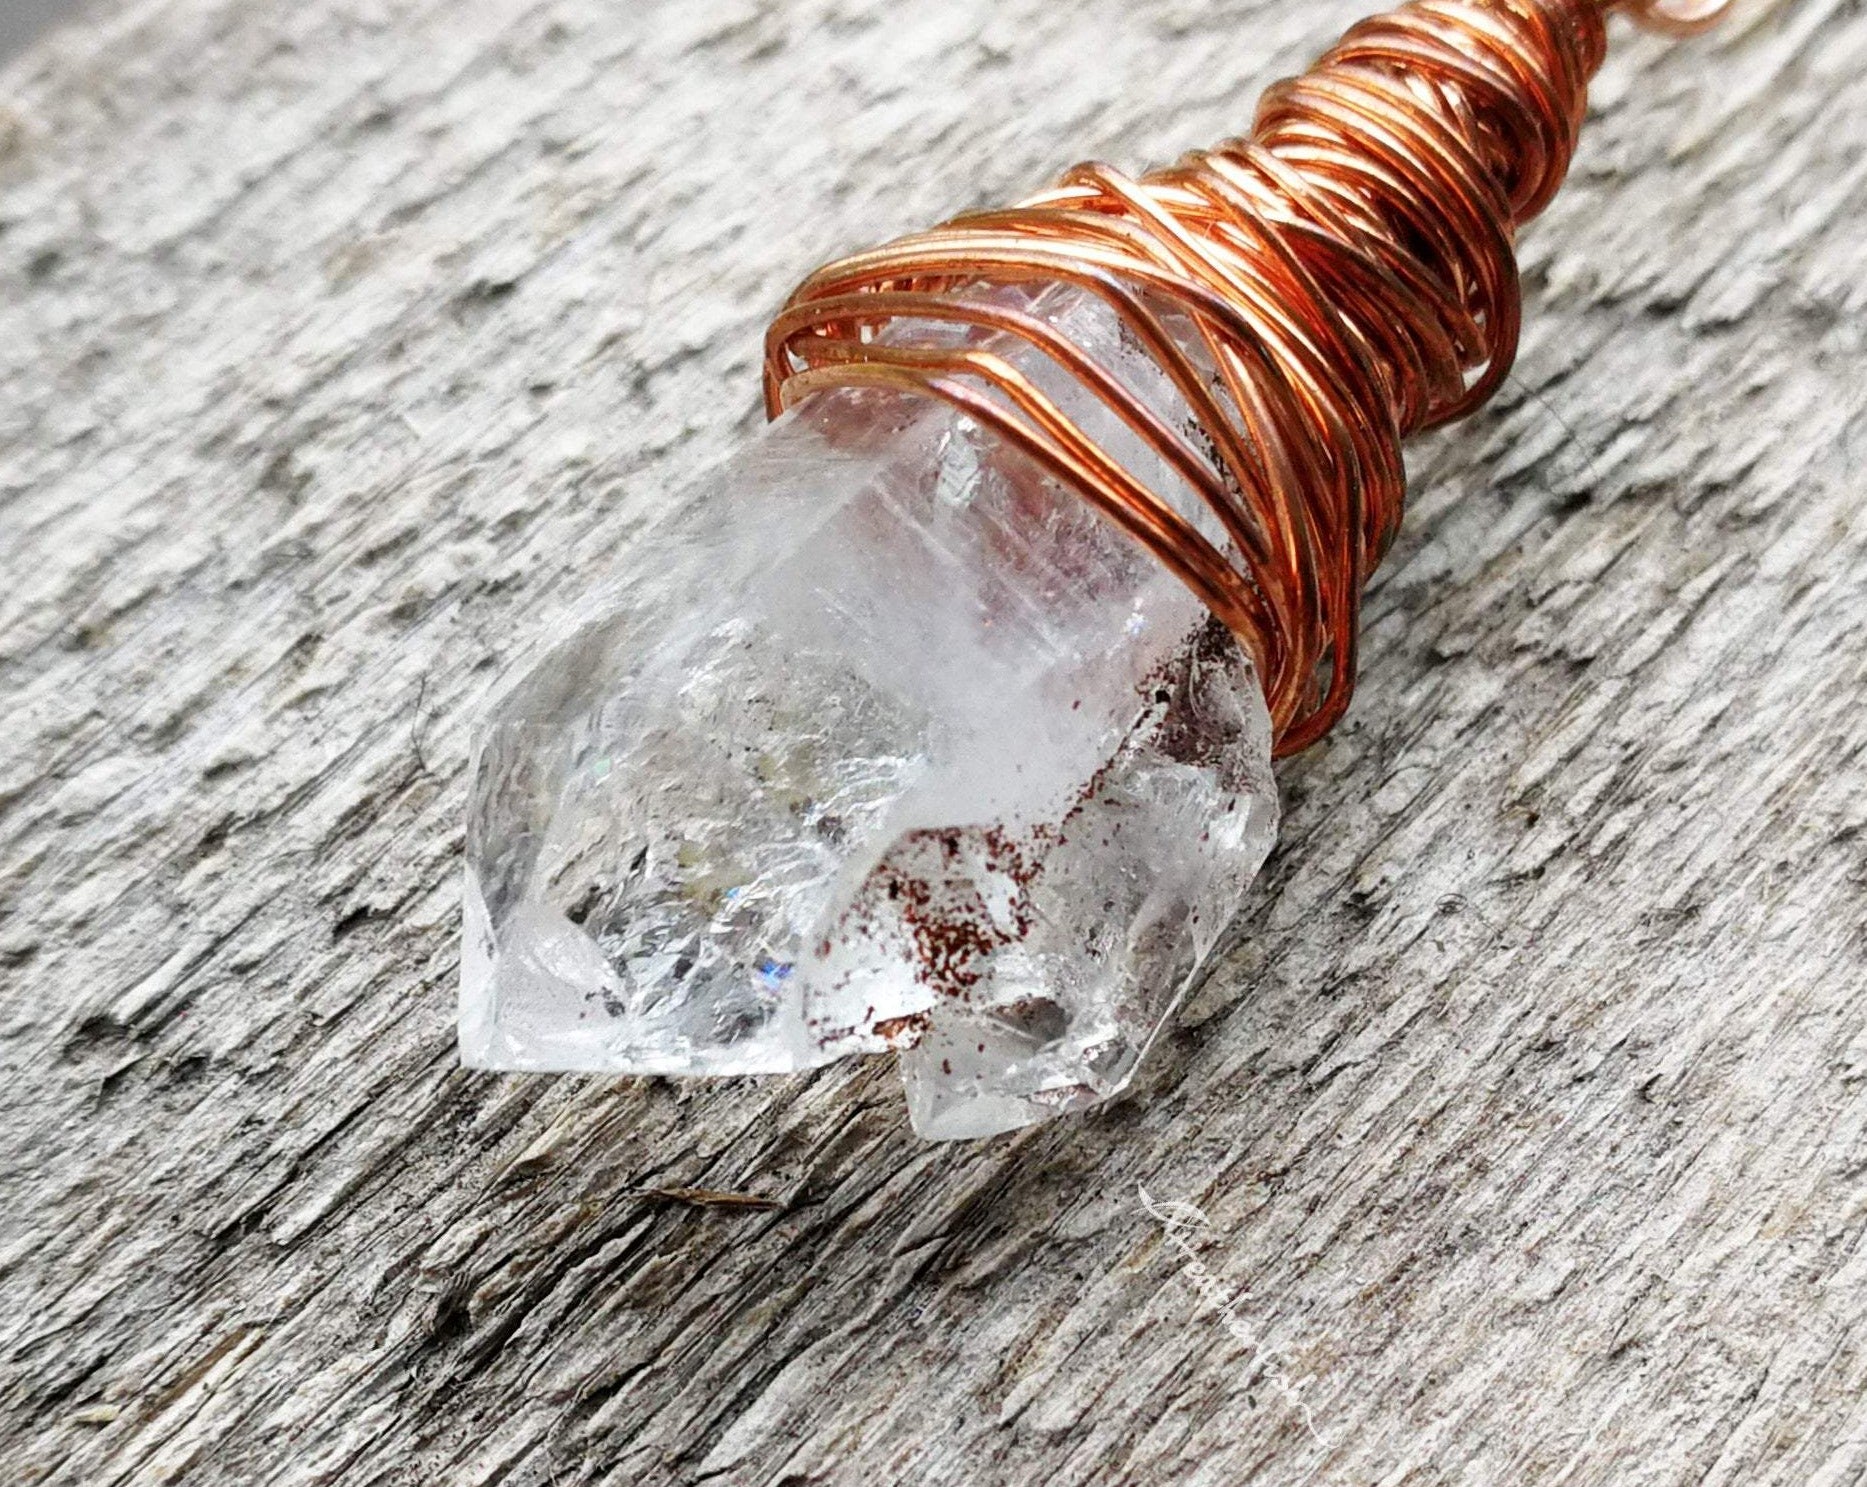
4,0,1866,1481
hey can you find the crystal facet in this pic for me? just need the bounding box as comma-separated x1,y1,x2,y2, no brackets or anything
462,287,1280,1139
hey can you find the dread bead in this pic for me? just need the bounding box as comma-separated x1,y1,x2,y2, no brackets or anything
462,0,1726,1138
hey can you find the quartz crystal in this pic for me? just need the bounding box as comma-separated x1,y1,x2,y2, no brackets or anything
461,286,1280,1139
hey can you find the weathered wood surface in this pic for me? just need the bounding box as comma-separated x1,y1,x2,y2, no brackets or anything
3,0,1865,1481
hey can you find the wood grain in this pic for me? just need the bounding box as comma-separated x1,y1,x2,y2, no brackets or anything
2,0,1864,1482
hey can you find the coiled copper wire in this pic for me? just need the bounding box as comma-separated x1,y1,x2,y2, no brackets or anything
764,0,1726,756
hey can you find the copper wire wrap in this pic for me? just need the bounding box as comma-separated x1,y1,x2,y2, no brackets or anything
764,0,1723,756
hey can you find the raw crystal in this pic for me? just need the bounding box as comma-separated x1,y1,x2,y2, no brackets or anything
461,286,1280,1139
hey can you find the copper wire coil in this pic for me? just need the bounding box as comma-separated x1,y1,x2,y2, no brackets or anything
764,0,1723,756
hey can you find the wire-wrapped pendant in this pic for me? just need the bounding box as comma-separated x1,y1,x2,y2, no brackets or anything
462,0,1728,1138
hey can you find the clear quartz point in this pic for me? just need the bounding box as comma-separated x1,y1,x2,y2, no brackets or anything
461,286,1280,1139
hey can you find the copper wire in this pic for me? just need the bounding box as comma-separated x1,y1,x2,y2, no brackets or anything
764,0,1722,756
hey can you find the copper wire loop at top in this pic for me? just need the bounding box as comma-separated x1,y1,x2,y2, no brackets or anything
1622,0,1734,36
765,0,1713,757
